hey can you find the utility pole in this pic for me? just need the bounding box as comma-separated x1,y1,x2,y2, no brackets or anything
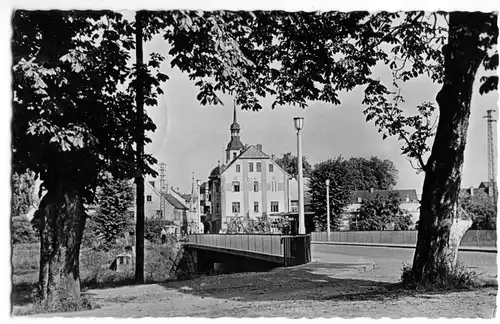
134,10,145,284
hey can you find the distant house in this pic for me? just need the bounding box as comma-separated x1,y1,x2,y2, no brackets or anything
130,180,197,232
340,188,420,230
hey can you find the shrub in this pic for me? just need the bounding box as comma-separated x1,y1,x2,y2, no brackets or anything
12,216,38,245
401,257,479,290
145,218,174,244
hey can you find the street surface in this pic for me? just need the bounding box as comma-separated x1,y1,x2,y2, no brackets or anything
312,244,498,282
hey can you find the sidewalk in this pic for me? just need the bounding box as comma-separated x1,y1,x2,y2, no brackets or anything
312,241,498,253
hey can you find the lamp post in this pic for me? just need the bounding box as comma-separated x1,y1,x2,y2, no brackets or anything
326,178,331,241
196,180,202,233
294,117,305,235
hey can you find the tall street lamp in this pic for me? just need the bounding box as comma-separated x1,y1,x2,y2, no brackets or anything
294,117,305,235
326,178,331,241
196,180,202,233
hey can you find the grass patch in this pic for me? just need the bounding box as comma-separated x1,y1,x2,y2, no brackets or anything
11,240,181,315
400,258,483,291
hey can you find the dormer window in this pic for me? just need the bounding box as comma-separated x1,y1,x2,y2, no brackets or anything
357,197,362,203
405,195,410,203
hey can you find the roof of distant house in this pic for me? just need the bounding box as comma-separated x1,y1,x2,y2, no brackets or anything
163,193,189,210
349,189,419,204
479,181,492,189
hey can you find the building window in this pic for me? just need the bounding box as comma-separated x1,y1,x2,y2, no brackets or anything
216,203,220,214
236,164,241,173
233,152,237,160
357,197,362,203
156,210,162,218
233,181,240,192
253,181,259,192
256,162,262,172
271,181,277,192
271,201,279,212
146,195,152,202
216,185,220,193
291,201,298,212
269,164,274,172
249,162,254,172
149,181,155,188
232,202,241,213
254,202,259,213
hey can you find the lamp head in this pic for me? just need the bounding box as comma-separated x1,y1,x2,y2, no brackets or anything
326,179,330,186
293,117,304,131
196,180,201,186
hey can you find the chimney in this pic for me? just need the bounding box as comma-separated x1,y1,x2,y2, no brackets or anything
369,188,374,194
218,160,221,168
177,187,180,193
256,144,262,151
470,186,474,196
271,154,275,160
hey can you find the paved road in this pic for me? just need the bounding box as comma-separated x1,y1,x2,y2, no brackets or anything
311,244,498,282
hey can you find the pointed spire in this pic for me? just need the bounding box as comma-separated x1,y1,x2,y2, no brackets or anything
233,99,237,125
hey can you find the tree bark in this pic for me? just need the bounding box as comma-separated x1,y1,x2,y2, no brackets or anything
412,12,488,282
37,184,86,304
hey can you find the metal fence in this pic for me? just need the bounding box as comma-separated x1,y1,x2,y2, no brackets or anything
311,230,497,247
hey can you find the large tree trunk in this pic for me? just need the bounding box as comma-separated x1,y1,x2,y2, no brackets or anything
37,184,86,305
412,12,488,282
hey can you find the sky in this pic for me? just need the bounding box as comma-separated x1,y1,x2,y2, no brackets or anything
128,19,499,195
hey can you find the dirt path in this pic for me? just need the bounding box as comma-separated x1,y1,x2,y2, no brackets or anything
30,261,497,318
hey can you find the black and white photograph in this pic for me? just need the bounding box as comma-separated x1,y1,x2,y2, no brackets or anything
5,0,499,319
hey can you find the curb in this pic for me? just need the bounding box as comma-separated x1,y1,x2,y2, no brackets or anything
312,241,498,253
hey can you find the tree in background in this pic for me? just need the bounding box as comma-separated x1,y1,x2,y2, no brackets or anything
460,191,497,230
11,171,38,217
309,157,352,230
12,216,39,244
275,152,313,178
344,157,398,191
92,177,135,245
352,193,413,231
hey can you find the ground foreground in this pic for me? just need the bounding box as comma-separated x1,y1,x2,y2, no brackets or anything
23,245,497,318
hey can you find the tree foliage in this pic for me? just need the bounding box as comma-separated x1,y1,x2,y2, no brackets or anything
460,191,497,230
12,216,39,244
92,177,135,244
274,152,312,178
11,171,38,217
352,193,413,231
309,157,352,230
344,156,398,190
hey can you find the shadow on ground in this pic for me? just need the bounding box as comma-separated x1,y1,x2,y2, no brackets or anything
158,262,498,303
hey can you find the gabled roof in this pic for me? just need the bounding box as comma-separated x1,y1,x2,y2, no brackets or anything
238,145,269,159
145,181,188,210
164,193,189,210
479,182,492,189
349,189,419,204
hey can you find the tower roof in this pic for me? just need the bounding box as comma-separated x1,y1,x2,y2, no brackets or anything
230,100,241,131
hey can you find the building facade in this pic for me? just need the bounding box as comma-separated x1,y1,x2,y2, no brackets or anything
206,104,294,233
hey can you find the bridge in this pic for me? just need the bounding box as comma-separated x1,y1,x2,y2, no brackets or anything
185,234,311,271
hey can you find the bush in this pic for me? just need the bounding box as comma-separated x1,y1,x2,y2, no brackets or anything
12,216,38,245
145,218,174,244
401,257,479,290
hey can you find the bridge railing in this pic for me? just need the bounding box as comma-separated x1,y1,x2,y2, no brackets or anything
187,234,285,256
187,234,312,266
